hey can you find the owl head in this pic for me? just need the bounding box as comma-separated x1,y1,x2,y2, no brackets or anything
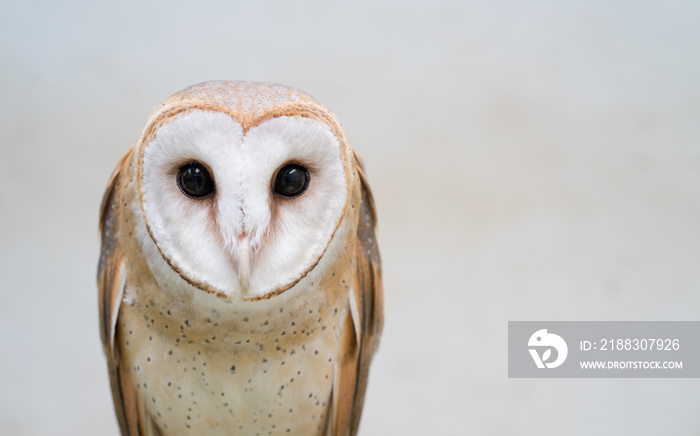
130,81,356,303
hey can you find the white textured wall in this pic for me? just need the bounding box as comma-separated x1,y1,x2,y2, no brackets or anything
1,1,699,435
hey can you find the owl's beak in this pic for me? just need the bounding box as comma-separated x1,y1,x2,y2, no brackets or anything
235,235,253,294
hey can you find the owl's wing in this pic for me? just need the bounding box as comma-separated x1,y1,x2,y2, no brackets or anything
98,147,155,436
331,151,384,436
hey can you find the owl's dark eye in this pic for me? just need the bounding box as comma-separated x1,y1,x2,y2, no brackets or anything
273,164,310,198
177,162,215,198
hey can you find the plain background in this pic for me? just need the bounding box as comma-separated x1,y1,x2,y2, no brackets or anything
2,1,700,435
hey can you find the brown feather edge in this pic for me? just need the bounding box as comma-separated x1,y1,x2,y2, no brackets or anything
99,147,133,235
332,161,383,436
352,150,377,227
333,307,360,436
133,99,354,302
98,148,148,435
99,252,134,436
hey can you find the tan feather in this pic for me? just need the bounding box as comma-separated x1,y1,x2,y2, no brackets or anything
98,147,150,436
332,155,383,436
98,147,133,236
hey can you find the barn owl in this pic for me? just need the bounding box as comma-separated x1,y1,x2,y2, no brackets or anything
97,81,383,436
